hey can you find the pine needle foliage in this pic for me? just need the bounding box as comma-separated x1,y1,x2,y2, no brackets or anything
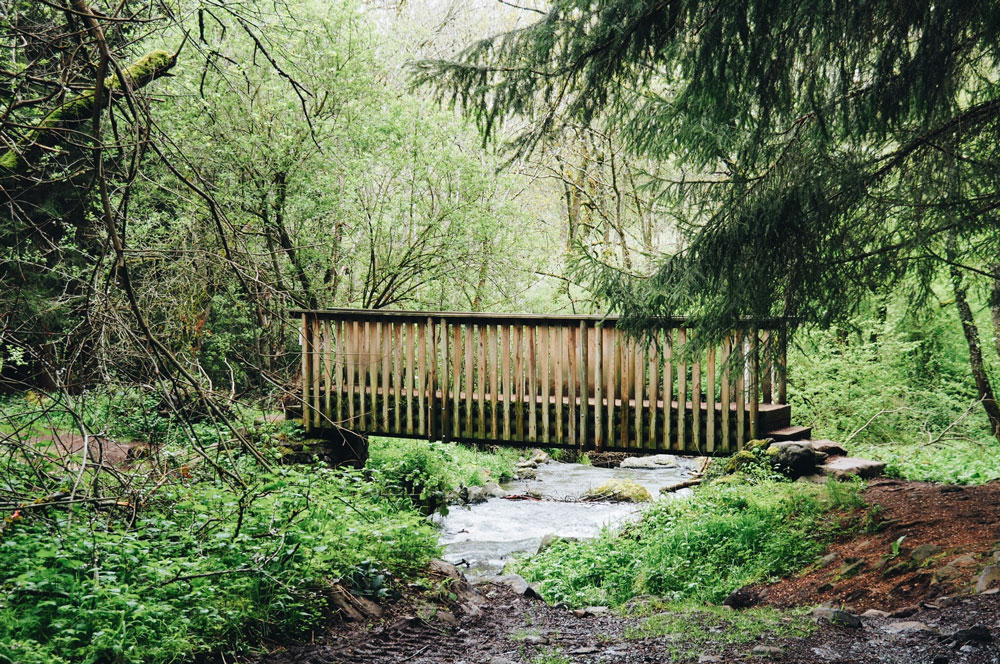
416,0,1000,345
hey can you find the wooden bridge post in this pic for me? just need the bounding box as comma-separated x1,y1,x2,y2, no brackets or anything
594,322,603,451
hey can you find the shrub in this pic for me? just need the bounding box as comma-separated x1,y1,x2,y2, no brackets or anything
516,480,866,608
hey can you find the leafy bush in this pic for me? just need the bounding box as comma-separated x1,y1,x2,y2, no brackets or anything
788,300,1000,484
366,437,519,514
516,480,866,608
0,461,438,664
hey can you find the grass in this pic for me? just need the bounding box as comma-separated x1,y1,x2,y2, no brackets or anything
515,479,868,608
620,601,813,661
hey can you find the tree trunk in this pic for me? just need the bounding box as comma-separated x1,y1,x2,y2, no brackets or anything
948,255,1000,440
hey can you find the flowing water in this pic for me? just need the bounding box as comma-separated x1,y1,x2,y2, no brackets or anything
435,457,700,576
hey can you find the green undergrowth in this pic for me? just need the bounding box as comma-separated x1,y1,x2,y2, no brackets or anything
366,437,520,513
0,458,439,664
788,308,1000,485
621,600,814,657
515,479,868,608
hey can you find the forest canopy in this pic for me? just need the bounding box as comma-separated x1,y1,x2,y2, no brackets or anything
418,0,1000,436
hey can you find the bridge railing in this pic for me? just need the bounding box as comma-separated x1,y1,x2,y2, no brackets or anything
293,308,788,454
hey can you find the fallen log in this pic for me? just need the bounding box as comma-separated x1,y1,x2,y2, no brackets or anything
660,478,702,494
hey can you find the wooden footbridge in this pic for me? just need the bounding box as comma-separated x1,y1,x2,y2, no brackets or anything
295,309,803,455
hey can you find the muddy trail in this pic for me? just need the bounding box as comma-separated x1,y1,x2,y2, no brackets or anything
263,479,1000,664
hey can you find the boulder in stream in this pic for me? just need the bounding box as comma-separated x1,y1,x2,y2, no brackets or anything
583,479,652,503
620,454,678,469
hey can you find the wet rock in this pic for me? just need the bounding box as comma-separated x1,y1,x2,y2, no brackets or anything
722,586,760,609
698,656,723,663
976,565,1000,593
910,543,943,563
750,645,783,656
620,454,677,469
460,485,489,504
489,658,518,664
944,625,992,645
516,468,537,480
809,439,849,456
834,559,866,579
572,606,609,617
817,552,839,567
583,478,652,503
881,621,937,635
889,606,919,618
538,533,578,553
819,456,886,480
812,606,862,628
932,565,963,584
480,574,543,600
766,442,823,478
520,633,549,645
483,481,507,498
862,609,890,618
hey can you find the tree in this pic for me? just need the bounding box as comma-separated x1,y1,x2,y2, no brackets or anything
417,0,1000,438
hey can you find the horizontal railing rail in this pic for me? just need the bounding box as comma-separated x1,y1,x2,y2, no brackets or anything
295,308,788,455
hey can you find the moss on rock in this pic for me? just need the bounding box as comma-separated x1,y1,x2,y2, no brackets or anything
583,478,652,503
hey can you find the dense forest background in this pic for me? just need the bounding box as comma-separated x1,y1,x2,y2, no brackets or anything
1,0,999,661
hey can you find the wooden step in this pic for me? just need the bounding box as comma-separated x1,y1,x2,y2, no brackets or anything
766,425,811,441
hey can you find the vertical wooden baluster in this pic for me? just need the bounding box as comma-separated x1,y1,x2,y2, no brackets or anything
393,323,402,433
502,325,512,441
721,335,731,452
301,314,310,432
514,325,524,441
761,329,773,404
735,330,745,449
465,325,474,439
676,328,687,450
663,328,673,450
312,317,322,429
607,327,616,447
478,325,486,440
707,346,717,453
489,325,498,439
541,326,550,444
619,336,629,449
634,338,643,449
749,328,760,440
382,322,390,430
528,325,537,443
691,334,701,454
554,326,564,444
594,323,603,451
452,324,461,438
323,319,333,422
568,325,577,448
417,322,426,436
579,321,588,451
369,322,379,422
335,320,344,426
648,333,659,448
405,323,414,434
778,324,788,405
347,321,357,427
358,321,367,429
427,316,448,440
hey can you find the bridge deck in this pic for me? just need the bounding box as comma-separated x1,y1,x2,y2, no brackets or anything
294,308,791,455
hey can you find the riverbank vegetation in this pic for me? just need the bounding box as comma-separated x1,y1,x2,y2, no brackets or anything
516,478,868,609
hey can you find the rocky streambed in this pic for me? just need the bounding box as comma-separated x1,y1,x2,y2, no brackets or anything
435,452,703,576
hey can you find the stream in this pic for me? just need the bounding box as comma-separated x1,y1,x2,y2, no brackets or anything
435,456,701,576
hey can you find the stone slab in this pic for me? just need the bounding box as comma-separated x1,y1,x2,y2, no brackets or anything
820,456,886,480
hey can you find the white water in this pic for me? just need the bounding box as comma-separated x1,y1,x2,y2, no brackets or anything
435,458,700,576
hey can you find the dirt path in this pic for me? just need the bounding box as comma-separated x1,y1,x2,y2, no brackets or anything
263,480,1000,664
